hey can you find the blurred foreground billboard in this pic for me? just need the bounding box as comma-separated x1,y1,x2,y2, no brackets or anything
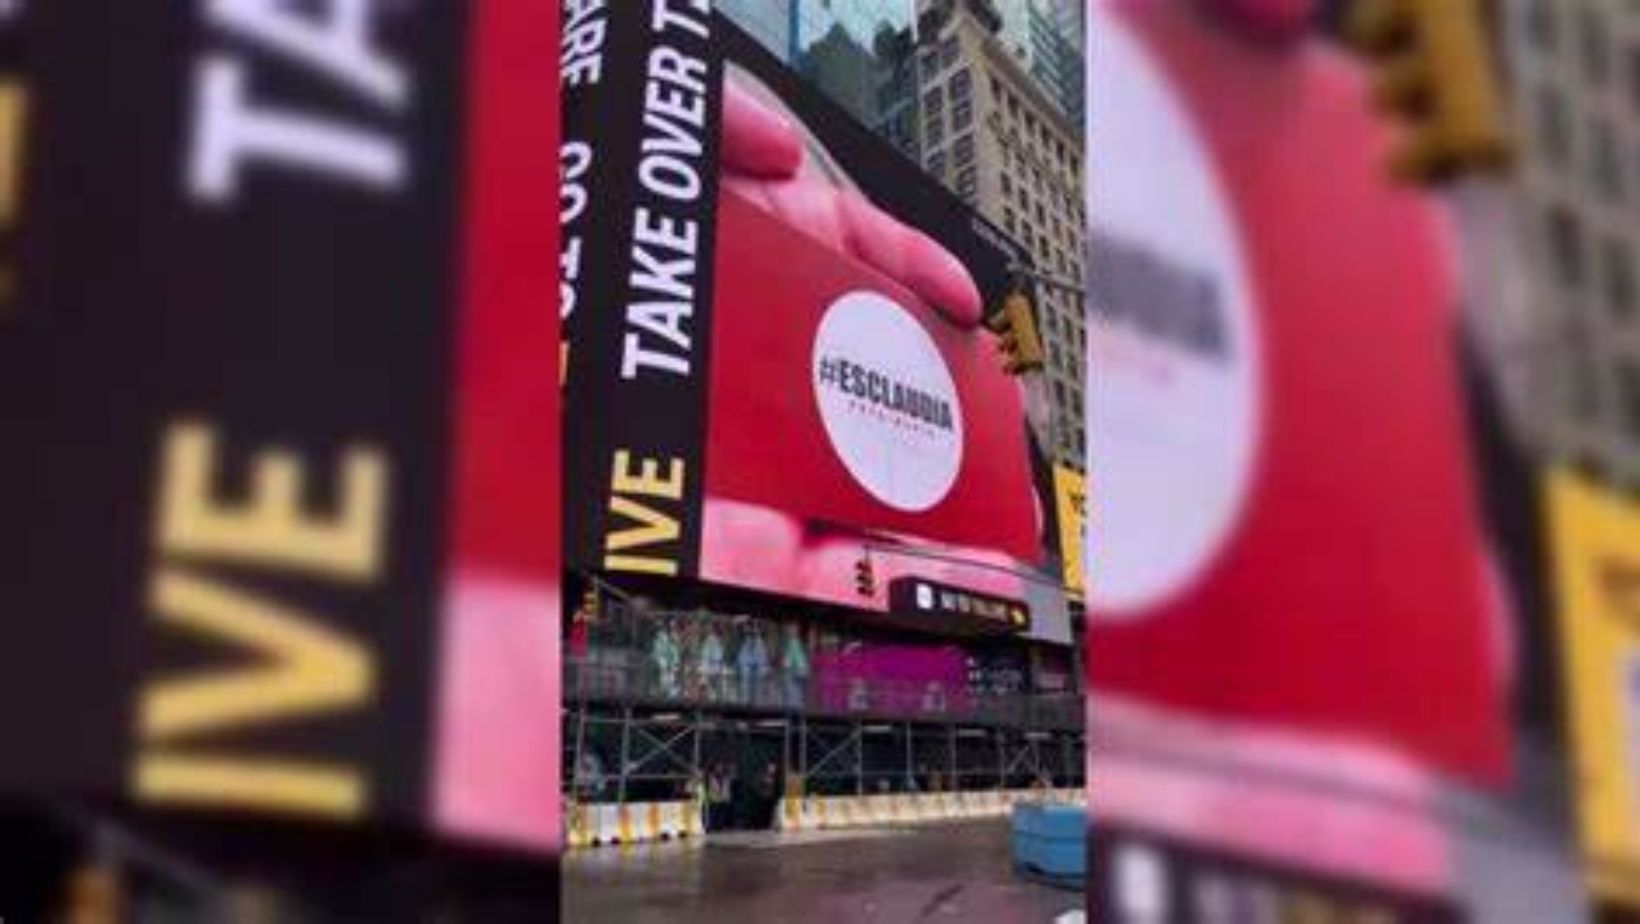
0,0,561,877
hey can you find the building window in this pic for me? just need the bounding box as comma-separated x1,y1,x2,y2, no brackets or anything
1593,118,1624,198
1537,83,1572,166
1001,174,1012,198
1547,205,1587,290
1004,207,1015,233
952,97,972,130
1606,238,1636,318
956,166,977,201
940,35,959,69
927,149,946,178
954,133,974,167
1527,0,1557,51
926,112,944,146
923,86,943,119
1581,8,1610,86
1621,361,1640,436
1569,337,1601,418
1631,46,1640,115
951,68,972,101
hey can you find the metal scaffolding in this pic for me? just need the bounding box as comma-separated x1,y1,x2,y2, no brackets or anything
564,673,1085,806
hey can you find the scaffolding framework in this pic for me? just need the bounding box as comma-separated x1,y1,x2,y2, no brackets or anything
564,696,1085,805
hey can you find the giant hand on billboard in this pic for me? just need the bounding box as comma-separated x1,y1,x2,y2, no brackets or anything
719,74,984,327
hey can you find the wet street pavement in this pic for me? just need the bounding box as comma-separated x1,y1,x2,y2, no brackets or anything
563,820,1081,923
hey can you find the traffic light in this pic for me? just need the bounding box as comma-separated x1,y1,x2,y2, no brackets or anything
1344,0,1512,183
984,289,1046,375
580,583,599,620
854,555,876,597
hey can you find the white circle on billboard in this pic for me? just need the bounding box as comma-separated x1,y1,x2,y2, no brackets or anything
812,291,964,512
1088,1,1263,615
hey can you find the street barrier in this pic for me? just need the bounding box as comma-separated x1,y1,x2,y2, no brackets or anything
572,789,1083,846
570,800,707,848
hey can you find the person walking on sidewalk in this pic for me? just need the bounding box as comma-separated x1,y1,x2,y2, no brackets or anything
707,762,734,832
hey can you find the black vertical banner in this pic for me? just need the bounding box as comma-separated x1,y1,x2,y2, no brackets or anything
561,0,723,580
0,1,466,828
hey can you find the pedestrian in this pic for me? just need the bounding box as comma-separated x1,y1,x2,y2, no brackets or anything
753,761,780,829
707,762,733,832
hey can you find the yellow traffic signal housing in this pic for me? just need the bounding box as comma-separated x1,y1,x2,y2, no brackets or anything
854,556,876,597
1345,0,1512,182
985,290,1046,375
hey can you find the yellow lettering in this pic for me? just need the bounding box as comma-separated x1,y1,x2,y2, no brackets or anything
605,494,678,549
0,81,25,315
156,422,387,581
604,553,679,575
0,83,24,223
610,450,683,500
134,751,362,818
139,565,373,740
603,452,684,575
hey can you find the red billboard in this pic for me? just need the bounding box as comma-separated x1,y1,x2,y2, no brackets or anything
561,6,1072,638
707,191,1038,562
1087,0,1508,783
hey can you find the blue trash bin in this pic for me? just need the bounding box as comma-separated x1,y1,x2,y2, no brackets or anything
1011,801,1086,889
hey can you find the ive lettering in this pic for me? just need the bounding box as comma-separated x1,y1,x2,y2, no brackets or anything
134,422,388,818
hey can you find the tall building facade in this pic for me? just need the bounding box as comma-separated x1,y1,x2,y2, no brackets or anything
1498,0,1640,485
917,0,1088,463
717,0,797,59
720,0,922,160
995,0,1085,123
